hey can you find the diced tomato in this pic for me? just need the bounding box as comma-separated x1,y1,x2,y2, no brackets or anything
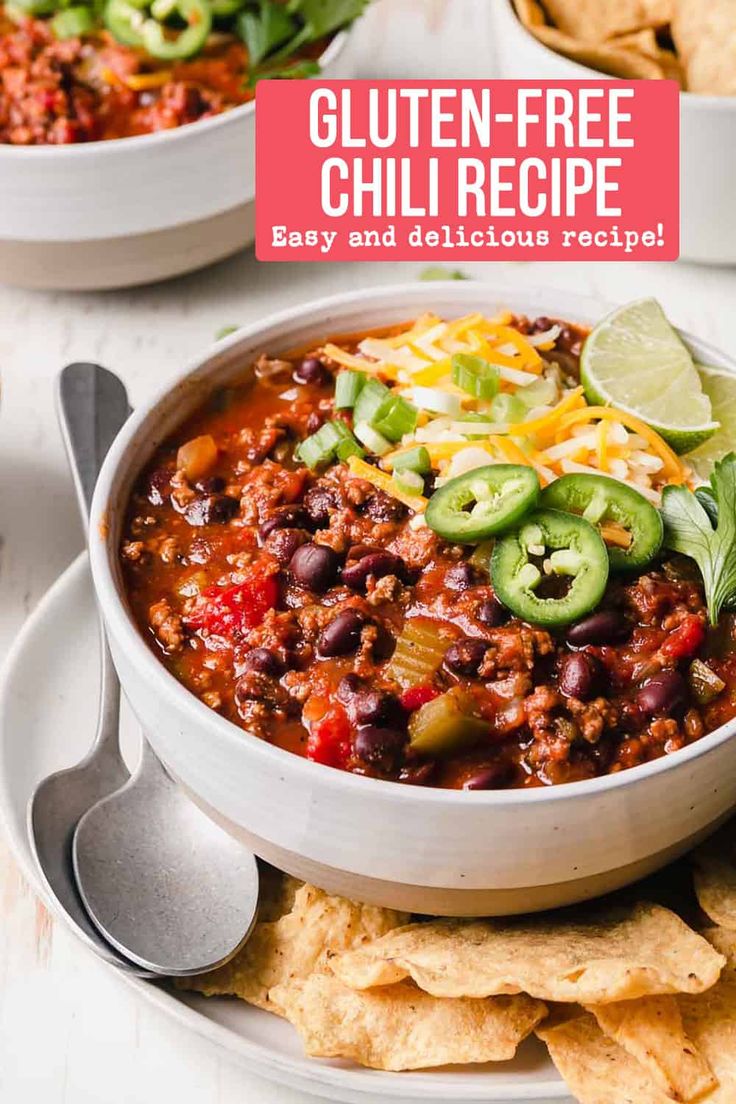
306,704,352,769
660,616,706,662
400,685,440,712
185,562,277,640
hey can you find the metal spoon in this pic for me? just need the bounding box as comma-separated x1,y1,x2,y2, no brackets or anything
27,362,146,974
68,386,259,976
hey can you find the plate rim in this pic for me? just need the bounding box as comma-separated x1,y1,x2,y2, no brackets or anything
0,553,568,1103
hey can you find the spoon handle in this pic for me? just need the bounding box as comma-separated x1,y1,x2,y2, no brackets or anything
56,363,131,527
56,363,132,767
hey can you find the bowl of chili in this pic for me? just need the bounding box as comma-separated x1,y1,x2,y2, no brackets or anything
0,2,359,289
88,282,736,915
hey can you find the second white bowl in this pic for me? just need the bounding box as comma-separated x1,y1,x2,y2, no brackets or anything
490,0,736,266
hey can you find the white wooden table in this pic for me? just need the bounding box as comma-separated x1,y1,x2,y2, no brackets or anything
2,1,736,1099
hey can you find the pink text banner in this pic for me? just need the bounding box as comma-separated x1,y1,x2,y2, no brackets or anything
256,80,679,263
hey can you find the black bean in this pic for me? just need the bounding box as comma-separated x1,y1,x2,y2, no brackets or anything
336,673,363,702
636,670,686,716
372,623,396,662
259,505,309,541
567,610,627,647
318,609,364,657
195,475,225,494
363,490,406,523
305,412,324,435
294,357,328,386
477,596,508,627
289,543,340,592
303,484,338,528
444,637,490,678
184,494,239,527
265,528,309,565
342,549,404,590
242,648,283,677
350,690,401,728
146,467,172,507
558,652,600,701
397,761,437,786
462,764,510,791
445,562,481,591
354,726,406,771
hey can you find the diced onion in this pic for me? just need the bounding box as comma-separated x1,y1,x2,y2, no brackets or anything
527,324,562,347
410,386,463,417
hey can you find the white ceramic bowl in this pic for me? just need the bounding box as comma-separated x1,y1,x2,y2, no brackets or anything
89,281,736,916
490,0,736,266
0,30,354,290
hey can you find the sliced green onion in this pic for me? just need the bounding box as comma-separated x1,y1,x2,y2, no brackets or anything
335,436,365,462
452,354,500,401
490,393,526,424
392,446,431,475
411,386,462,417
353,377,391,426
335,370,366,410
394,469,425,496
52,5,94,36
454,413,495,438
518,375,557,409
354,421,392,456
295,420,357,469
372,394,418,442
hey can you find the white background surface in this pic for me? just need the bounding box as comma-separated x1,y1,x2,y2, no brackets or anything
2,0,736,1099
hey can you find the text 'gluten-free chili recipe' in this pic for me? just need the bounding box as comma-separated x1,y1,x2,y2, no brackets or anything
121,300,736,790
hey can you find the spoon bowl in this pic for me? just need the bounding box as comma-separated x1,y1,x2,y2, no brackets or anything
73,740,260,976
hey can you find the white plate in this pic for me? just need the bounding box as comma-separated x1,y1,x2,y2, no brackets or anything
0,555,568,1104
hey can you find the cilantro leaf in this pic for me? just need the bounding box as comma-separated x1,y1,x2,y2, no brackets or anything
288,0,368,39
247,57,320,85
238,0,296,67
661,452,736,625
420,266,469,282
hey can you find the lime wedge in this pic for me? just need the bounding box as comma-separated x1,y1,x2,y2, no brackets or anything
581,298,719,453
685,365,736,480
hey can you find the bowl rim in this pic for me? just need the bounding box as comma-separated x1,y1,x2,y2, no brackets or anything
0,27,349,158
497,0,736,112
90,279,736,810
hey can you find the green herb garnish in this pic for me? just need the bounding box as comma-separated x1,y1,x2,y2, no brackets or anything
661,452,736,625
420,267,469,282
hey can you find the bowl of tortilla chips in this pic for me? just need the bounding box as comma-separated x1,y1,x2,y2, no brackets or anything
493,0,736,264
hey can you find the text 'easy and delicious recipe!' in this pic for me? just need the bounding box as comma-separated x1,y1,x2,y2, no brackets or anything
120,298,736,791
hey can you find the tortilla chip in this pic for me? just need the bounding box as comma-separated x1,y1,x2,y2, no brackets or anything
539,1014,675,1104
530,24,669,80
257,866,302,922
585,996,716,1101
543,0,671,43
693,826,736,931
542,931,736,1103
331,903,725,1004
676,927,736,1101
272,973,547,1071
512,0,547,29
178,883,409,1016
672,0,736,95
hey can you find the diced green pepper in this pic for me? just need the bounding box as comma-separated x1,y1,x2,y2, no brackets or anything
688,659,725,705
408,687,488,757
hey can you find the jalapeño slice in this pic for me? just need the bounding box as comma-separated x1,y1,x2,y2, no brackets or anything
425,464,540,544
491,508,609,628
540,473,663,571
